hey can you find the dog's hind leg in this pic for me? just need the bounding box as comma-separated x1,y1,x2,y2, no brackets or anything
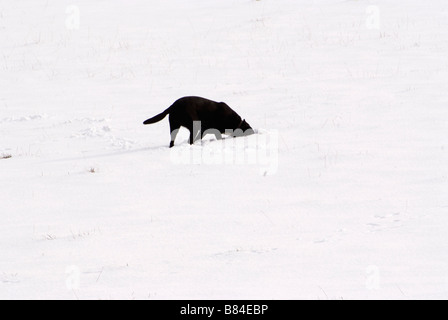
169,118,181,148
170,130,179,148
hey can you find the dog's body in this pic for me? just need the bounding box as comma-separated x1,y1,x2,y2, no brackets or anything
143,96,254,147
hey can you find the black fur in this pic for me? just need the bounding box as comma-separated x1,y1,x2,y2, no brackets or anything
143,96,254,148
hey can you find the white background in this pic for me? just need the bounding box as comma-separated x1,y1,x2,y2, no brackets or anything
1,0,448,299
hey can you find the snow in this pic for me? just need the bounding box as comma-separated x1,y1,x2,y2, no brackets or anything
1,0,448,299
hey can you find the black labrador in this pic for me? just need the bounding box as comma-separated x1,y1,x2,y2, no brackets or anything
143,96,254,147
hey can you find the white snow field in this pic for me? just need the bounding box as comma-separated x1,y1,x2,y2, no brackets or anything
1,0,448,300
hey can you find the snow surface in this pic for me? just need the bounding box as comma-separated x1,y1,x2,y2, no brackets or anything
1,0,448,299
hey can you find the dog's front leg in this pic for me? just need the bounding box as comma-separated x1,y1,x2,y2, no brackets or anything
189,121,202,145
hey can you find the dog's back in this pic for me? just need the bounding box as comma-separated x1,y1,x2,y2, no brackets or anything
171,97,241,131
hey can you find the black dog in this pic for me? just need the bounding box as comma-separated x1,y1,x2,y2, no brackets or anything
143,96,254,148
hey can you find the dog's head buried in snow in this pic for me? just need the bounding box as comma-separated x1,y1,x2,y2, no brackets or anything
143,96,254,148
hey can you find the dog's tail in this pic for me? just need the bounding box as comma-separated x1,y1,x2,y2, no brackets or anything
143,107,171,125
